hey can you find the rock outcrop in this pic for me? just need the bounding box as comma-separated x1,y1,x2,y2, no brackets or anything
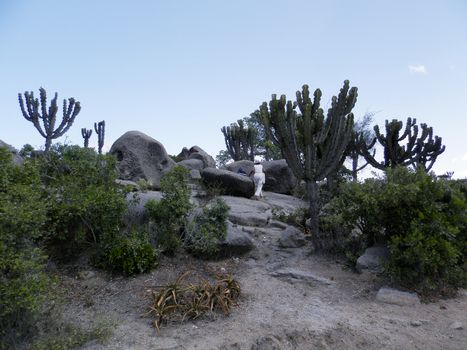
220,195,272,226
201,167,255,198
109,131,175,189
177,146,216,168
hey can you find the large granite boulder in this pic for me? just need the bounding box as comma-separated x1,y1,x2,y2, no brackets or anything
201,167,255,198
109,131,175,190
225,159,298,194
262,159,298,194
177,146,216,168
0,140,23,165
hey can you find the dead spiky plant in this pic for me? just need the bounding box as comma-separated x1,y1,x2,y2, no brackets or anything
147,271,241,333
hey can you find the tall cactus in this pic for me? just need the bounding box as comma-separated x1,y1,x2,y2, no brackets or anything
221,119,257,161
260,81,357,249
18,87,81,152
81,128,92,148
360,117,445,171
94,120,105,154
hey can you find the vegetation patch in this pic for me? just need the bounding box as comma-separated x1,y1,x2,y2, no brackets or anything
147,271,241,333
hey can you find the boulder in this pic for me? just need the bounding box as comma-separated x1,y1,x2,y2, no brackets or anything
224,160,254,176
189,169,202,180
225,159,298,194
124,191,163,226
109,131,176,189
201,167,255,198
220,195,272,227
218,221,255,256
177,158,204,171
356,246,390,273
278,226,306,248
0,140,23,165
178,146,216,168
376,287,420,306
262,159,298,194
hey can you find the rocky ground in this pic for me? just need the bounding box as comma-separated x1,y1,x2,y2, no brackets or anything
46,191,466,350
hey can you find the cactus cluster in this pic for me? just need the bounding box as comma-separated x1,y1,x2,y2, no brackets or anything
18,87,81,152
221,119,257,161
360,117,445,171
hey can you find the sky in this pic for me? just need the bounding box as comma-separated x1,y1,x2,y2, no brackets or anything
1,0,466,178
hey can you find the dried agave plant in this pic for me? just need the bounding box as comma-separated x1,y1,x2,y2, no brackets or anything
147,271,241,333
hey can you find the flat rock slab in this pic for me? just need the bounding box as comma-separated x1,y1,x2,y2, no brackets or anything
261,191,308,214
218,221,255,256
271,268,335,286
220,195,272,227
376,287,420,306
278,225,306,248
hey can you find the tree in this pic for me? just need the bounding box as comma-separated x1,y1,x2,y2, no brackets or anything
215,150,232,168
243,110,282,161
260,81,357,249
18,87,81,152
221,119,257,161
360,117,445,171
345,112,376,181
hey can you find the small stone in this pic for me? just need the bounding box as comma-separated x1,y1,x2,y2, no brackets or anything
449,322,463,330
410,320,422,327
376,287,420,306
78,270,96,280
440,305,447,310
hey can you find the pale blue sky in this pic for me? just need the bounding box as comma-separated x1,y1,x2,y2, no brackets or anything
1,0,466,177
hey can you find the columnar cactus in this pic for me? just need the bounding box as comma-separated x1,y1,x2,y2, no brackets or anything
221,119,257,161
260,81,357,248
18,87,81,152
360,118,445,171
81,128,92,148
94,120,105,154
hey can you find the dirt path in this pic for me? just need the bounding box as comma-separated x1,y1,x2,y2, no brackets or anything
54,194,466,350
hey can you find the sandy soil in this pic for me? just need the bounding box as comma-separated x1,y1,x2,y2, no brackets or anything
50,214,467,350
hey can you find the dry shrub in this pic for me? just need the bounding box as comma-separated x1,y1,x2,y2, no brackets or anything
147,271,241,332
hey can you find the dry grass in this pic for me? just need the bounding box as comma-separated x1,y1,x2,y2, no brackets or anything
147,271,241,333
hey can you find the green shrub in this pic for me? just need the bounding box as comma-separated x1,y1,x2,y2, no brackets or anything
323,166,466,294
101,230,158,276
145,166,192,254
33,145,127,258
184,198,229,258
0,147,49,348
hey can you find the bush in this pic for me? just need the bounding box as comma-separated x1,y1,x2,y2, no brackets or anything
323,166,466,294
33,145,127,258
0,147,50,348
101,230,158,276
145,166,192,254
184,198,229,257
